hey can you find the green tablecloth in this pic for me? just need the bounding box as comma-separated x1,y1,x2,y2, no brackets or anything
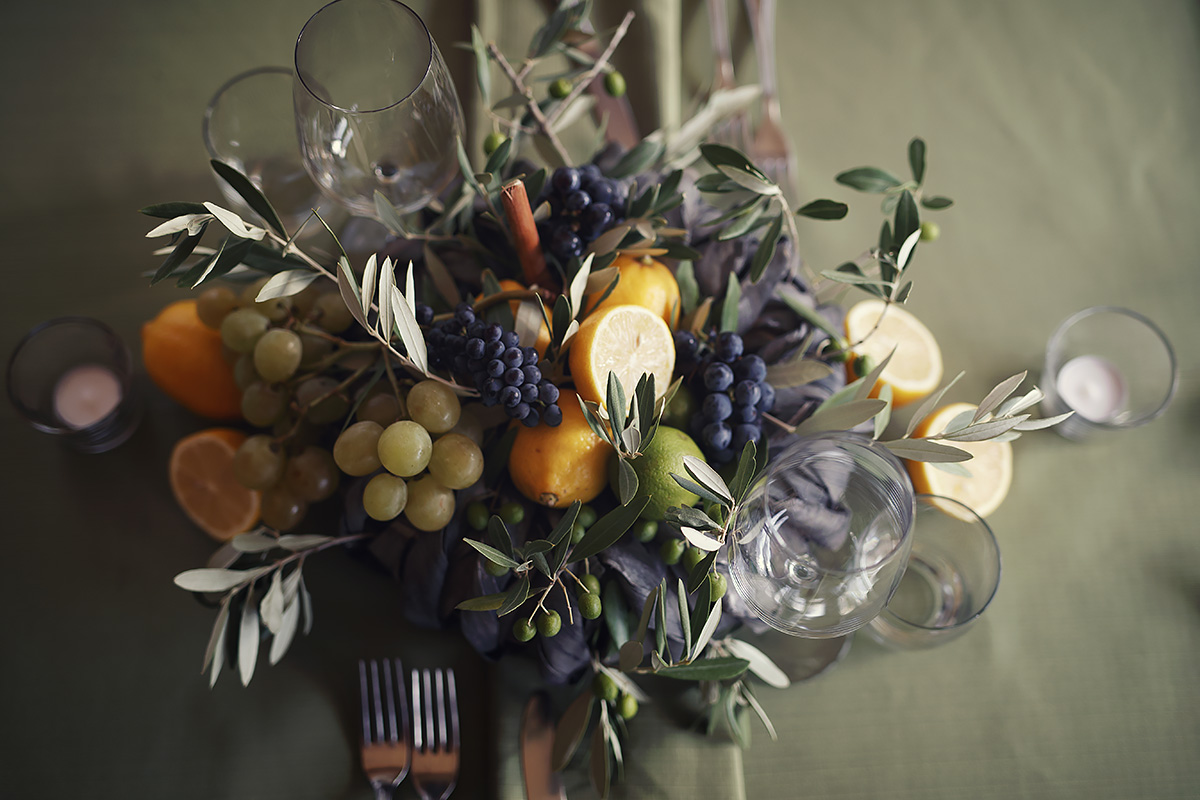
3,1,1199,798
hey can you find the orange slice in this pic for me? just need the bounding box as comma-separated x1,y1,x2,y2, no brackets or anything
568,304,675,407
169,428,261,540
908,402,1013,518
844,299,943,407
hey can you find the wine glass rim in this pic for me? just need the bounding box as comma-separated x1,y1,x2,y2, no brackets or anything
294,0,434,115
202,66,293,160
1043,305,1178,429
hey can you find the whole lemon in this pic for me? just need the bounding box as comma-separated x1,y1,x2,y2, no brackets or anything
509,389,613,508
615,426,705,521
583,254,680,328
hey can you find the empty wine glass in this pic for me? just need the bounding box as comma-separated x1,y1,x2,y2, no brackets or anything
729,432,916,639
293,0,464,219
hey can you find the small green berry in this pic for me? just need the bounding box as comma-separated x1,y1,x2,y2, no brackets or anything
593,672,619,703
853,353,877,379
617,693,638,719
660,538,686,566
549,78,572,99
683,546,706,571
465,501,489,531
708,572,727,600
604,70,627,98
537,610,562,638
499,501,525,526
920,220,940,242
570,522,587,545
579,592,602,619
484,559,510,577
635,520,659,543
581,573,601,595
513,618,536,642
483,131,506,156
577,504,598,529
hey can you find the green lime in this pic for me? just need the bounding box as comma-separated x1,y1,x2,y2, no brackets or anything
660,538,686,566
617,693,638,719
593,672,619,703
920,220,940,241
604,70,627,98
549,78,572,99
513,619,536,642
661,384,697,429
634,519,659,543
708,572,727,600
579,592,602,619
614,426,705,521
581,573,601,595
537,610,562,638
483,131,506,156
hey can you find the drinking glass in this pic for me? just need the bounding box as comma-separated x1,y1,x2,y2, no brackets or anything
7,317,141,453
203,66,344,237
865,495,1001,649
1041,306,1177,440
293,0,464,218
728,432,916,640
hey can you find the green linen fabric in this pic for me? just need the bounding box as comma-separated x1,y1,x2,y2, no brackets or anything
1,1,1198,799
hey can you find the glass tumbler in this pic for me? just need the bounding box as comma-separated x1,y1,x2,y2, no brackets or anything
729,431,916,638
293,0,464,218
865,495,1001,649
1041,306,1177,440
7,317,141,453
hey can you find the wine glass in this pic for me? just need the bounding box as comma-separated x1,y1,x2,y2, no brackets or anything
728,431,915,672
293,0,464,219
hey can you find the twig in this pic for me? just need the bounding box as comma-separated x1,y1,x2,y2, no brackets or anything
487,41,572,164
501,180,556,288
543,11,635,131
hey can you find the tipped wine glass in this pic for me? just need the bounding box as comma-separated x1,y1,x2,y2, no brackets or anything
292,0,464,222
728,431,916,677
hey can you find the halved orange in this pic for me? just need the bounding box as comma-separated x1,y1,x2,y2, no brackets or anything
844,299,942,407
908,402,1013,519
169,428,261,540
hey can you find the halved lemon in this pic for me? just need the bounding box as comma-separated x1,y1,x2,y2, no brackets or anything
569,304,675,407
908,402,1013,519
169,428,261,540
844,299,943,407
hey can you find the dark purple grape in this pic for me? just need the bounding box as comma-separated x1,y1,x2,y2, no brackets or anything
564,191,591,212
483,323,503,343
734,380,761,408
521,383,539,403
501,347,524,368
674,330,699,361
509,402,531,420
504,367,525,386
550,227,582,259
522,407,541,427
500,385,521,407
485,340,505,360
732,423,761,450
735,405,759,423
757,382,776,412
543,404,563,426
703,362,734,392
716,332,744,362
522,365,542,384
538,382,559,404
465,337,485,359
466,356,485,373
551,166,580,194
702,422,732,451
579,164,602,186
588,178,617,206
484,378,503,397
486,359,505,378
582,203,613,234
500,331,520,349
710,447,735,464
702,392,732,422
415,304,434,326
734,354,767,383
455,303,476,326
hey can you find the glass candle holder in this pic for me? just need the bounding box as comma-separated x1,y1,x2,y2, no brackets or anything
203,66,344,237
7,317,141,453
865,495,1001,650
728,432,916,639
1041,306,1177,440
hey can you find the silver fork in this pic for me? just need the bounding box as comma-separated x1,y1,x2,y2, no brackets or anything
705,0,750,151
744,0,797,197
358,659,411,800
410,667,460,800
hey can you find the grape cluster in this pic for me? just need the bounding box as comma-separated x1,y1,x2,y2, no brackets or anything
537,165,628,261
422,302,562,428
676,331,776,464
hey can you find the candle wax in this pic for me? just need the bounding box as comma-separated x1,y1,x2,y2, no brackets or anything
54,364,122,429
1056,355,1128,422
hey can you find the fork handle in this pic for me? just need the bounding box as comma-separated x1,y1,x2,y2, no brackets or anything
744,0,779,103
708,0,736,89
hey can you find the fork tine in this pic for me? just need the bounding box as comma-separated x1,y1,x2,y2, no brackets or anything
434,669,447,751
411,668,424,751
392,658,409,742
382,658,398,743
358,659,372,743
370,659,385,743
445,668,459,752
422,669,435,751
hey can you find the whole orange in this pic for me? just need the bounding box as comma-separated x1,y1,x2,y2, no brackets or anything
142,299,243,420
583,254,680,328
509,388,613,508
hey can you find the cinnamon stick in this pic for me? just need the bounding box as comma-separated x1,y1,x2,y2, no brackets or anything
501,180,556,289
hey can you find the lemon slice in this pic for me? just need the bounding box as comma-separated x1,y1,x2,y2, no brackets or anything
844,299,943,407
569,304,675,407
908,402,1013,518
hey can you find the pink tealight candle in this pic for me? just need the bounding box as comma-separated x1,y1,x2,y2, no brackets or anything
53,364,123,429
1055,355,1128,423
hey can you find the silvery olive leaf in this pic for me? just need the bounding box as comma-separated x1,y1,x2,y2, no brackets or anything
268,597,301,666
422,244,460,308
895,226,921,272
259,570,286,634
231,531,278,553
238,586,259,687
741,685,779,740
174,567,268,593
391,283,429,374
202,202,267,240
360,253,379,319
938,415,1029,442
276,534,332,551
725,639,790,688
1013,411,1075,431
881,438,972,463
378,257,395,339
202,599,231,677
681,455,733,504
680,526,723,552
973,372,1027,422
905,371,965,438
256,270,320,302
795,399,887,436
996,386,1045,417
145,213,213,238
336,256,370,331
569,252,594,317
690,600,723,660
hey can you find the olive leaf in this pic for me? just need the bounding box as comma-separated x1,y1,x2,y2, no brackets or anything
552,689,595,771
835,166,903,193
655,656,748,681
725,639,790,688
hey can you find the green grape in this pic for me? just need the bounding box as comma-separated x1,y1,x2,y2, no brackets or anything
403,475,456,532
284,446,340,502
253,328,303,382
333,421,384,476
298,332,335,367
580,574,601,595
196,285,239,330
579,592,602,619
314,292,354,333
708,572,727,600
448,403,484,445
220,308,270,354
232,434,285,490
427,433,483,490
499,501,525,526
261,483,307,531
634,520,659,543
406,380,461,434
593,672,619,703
483,559,509,577
577,505,598,529
378,420,432,477
295,376,349,424
683,546,706,571
465,501,489,531
233,354,259,390
660,538,685,566
617,693,638,720
240,277,291,323
363,473,408,521
537,610,562,638
513,619,536,642
356,391,403,427
241,381,288,427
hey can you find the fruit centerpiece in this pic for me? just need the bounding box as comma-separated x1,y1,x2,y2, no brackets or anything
143,7,1068,796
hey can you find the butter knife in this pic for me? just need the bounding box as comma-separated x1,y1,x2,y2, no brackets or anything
520,691,567,800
